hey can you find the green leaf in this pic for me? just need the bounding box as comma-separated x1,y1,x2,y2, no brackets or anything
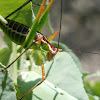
0,1,88,100
0,0,53,31
17,71,78,100
0,33,18,83
31,0,54,32
85,81,100,97
84,73,100,97
0,0,32,27
51,41,82,71
0,48,11,66
45,52,89,100
0,33,12,66
88,94,100,100
0,63,17,100
17,43,88,100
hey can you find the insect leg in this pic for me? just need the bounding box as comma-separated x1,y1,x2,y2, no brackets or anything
19,62,46,100
23,0,47,48
5,0,32,19
37,0,54,32
47,31,59,41
1,43,34,72
5,0,40,19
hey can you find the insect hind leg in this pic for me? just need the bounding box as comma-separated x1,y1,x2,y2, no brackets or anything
5,0,41,19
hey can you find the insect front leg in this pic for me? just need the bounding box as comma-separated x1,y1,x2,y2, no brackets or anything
47,31,59,41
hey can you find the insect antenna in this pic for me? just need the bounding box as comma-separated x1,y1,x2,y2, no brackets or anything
60,50,100,55
57,0,100,56
58,0,63,48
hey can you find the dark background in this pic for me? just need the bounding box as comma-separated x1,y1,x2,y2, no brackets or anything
48,0,100,73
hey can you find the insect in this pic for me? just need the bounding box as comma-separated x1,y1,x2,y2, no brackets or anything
0,0,64,99
0,0,99,100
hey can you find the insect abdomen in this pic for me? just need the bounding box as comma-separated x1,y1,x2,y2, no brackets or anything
0,19,29,45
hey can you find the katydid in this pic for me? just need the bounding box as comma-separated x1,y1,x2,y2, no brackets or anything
0,0,62,99
0,0,99,100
